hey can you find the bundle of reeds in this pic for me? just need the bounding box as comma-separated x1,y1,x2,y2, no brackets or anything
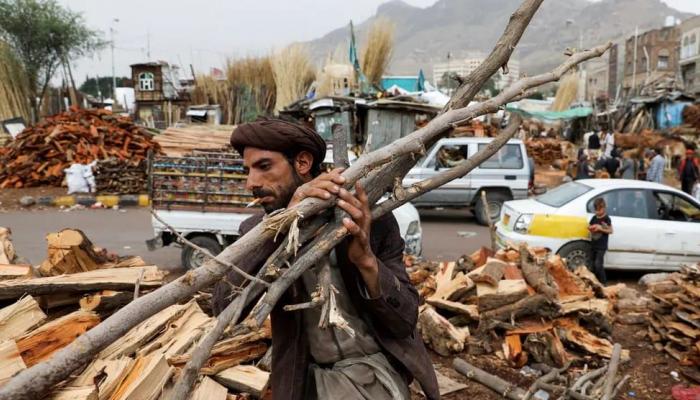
226,56,276,123
551,72,579,112
360,17,395,87
271,44,315,112
0,40,31,123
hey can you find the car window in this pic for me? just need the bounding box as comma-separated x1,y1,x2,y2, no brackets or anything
536,182,592,207
586,189,652,219
477,143,524,169
652,191,700,222
426,144,469,169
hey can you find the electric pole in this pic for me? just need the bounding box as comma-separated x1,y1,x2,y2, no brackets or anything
110,18,119,101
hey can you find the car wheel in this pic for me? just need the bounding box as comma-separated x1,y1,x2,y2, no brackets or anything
181,235,222,270
558,241,591,270
474,191,509,226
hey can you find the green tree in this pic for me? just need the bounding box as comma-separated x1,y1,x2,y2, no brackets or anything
0,0,104,120
439,72,460,92
79,76,129,98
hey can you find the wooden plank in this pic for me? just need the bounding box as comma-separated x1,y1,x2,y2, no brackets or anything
192,377,229,400
478,279,528,312
0,295,47,341
0,340,26,386
136,301,214,358
0,264,32,280
214,365,270,398
471,257,507,287
559,298,611,317
425,298,479,320
72,357,135,400
0,266,165,300
16,310,100,367
48,386,98,400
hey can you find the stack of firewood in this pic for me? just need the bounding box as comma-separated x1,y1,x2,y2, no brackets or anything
0,108,161,188
644,263,700,366
410,244,629,368
0,227,272,399
525,138,566,166
93,159,148,194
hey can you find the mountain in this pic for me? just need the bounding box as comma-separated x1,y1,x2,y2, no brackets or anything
306,0,693,81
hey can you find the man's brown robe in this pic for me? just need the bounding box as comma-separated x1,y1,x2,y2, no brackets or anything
212,212,439,400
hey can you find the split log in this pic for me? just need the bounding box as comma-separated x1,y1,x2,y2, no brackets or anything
425,298,480,320
80,291,134,313
0,296,47,341
169,341,269,376
192,377,228,400
481,294,558,324
523,331,570,367
418,305,467,356
469,247,494,269
601,343,622,400
615,312,648,325
99,301,190,360
0,266,165,300
478,279,528,312
136,301,214,358
48,386,97,400
0,265,32,280
559,298,611,317
71,357,134,400
38,229,108,276
615,297,649,313
0,11,612,398
471,257,507,286
519,243,558,299
0,341,26,386
429,271,474,302
574,266,604,297
16,311,100,367
452,358,526,400
0,228,17,265
503,334,528,367
545,256,592,298
108,354,173,400
555,318,629,360
214,365,270,398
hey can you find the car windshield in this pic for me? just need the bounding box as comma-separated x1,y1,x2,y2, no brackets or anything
536,182,592,207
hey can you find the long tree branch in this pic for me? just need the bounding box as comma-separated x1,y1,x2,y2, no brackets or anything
0,12,608,400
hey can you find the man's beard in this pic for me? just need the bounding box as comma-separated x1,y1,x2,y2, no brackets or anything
254,170,305,214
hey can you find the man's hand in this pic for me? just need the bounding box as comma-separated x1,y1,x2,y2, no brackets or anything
287,168,345,208
337,183,380,297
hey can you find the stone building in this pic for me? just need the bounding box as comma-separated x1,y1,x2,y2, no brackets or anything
680,15,700,95
622,25,680,95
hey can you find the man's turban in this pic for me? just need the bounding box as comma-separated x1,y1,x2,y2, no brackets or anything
230,119,326,167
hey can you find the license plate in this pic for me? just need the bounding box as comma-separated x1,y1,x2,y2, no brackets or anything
503,213,510,226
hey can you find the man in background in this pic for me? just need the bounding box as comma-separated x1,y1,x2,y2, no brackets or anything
646,147,666,184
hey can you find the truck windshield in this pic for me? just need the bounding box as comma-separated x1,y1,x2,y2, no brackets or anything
536,182,592,207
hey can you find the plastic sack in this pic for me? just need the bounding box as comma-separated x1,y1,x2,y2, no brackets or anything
672,385,700,400
64,162,97,194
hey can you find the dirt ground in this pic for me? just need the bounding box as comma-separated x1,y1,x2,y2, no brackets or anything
411,322,692,400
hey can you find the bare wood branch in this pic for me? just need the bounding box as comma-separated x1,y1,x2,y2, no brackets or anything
150,208,269,287
601,343,622,400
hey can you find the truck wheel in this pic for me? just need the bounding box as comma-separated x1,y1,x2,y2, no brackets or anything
181,236,222,270
558,241,591,270
474,191,509,226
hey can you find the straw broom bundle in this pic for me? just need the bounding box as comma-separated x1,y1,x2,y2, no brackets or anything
360,17,395,87
271,44,315,112
0,40,31,122
225,56,276,123
551,72,579,112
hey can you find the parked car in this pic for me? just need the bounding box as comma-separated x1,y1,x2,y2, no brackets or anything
495,179,700,271
402,137,532,225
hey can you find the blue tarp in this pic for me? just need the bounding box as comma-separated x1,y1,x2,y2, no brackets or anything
656,101,691,129
505,105,593,121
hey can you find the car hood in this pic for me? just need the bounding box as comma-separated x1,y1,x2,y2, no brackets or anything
503,198,559,215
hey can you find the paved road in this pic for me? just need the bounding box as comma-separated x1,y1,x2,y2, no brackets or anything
1,207,490,270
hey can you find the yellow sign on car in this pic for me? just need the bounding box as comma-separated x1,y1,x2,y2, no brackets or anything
528,214,589,239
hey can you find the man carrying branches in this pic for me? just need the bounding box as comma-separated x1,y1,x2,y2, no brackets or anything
213,118,438,400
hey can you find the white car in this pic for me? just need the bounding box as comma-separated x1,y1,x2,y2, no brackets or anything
495,179,700,271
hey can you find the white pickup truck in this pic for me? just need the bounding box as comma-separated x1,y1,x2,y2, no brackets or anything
147,151,422,269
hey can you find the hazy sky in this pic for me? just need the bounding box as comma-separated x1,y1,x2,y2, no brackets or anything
59,0,699,86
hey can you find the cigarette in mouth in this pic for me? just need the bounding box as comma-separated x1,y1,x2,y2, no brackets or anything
246,198,263,208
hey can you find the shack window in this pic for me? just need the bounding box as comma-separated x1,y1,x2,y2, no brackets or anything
658,55,669,70
139,72,155,91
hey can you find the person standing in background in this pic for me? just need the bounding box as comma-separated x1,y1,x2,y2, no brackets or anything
679,149,699,195
588,131,601,155
588,198,613,285
618,150,636,179
602,131,615,159
646,147,666,184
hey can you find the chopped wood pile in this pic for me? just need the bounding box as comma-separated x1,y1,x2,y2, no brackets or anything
0,228,273,399
614,131,664,150
682,104,700,131
450,120,498,138
644,263,700,367
94,159,147,194
0,108,161,189
154,125,235,157
525,138,567,167
410,244,630,369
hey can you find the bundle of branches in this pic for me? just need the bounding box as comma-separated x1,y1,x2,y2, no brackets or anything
0,40,31,123
271,44,315,112
0,1,612,398
360,17,395,88
551,72,579,112
682,104,700,131
0,108,161,188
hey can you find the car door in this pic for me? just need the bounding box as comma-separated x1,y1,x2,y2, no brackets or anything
650,190,700,269
586,189,657,270
410,142,471,206
474,143,528,199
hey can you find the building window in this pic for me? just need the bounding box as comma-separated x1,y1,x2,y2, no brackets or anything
139,72,155,91
658,55,669,69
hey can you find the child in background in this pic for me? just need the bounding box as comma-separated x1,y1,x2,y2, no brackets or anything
588,198,613,285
